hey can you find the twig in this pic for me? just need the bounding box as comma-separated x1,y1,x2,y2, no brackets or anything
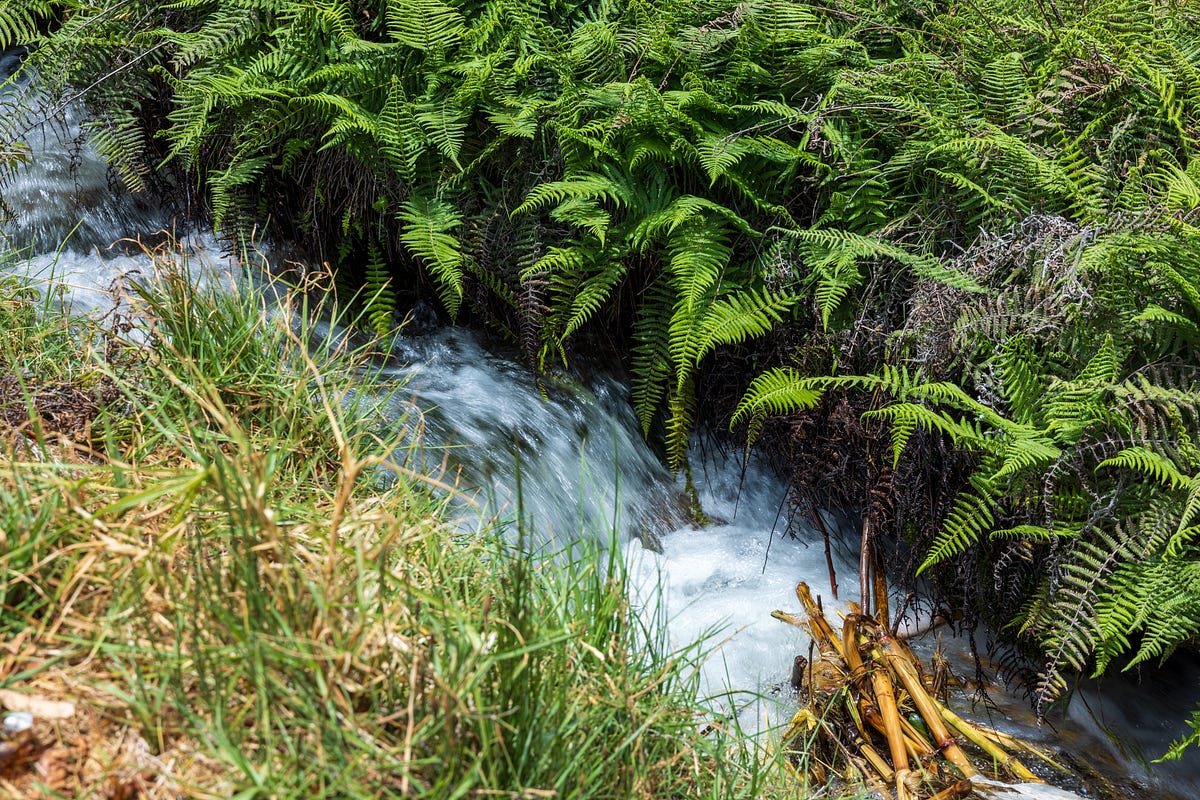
810,499,839,599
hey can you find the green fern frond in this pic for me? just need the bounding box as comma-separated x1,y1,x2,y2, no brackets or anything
665,382,697,471
866,403,988,462
980,51,1029,125
386,0,466,51
689,287,795,366
918,486,999,574
628,195,752,252
993,435,1062,481
416,99,468,167
998,338,1048,426
0,2,51,48
990,525,1070,542
398,195,465,318
561,257,626,339
1160,707,1200,762
1177,477,1200,533
1075,334,1121,385
364,244,398,337
1135,305,1200,342
731,368,828,432
512,172,631,216
1098,446,1190,490
666,217,730,313
631,281,673,436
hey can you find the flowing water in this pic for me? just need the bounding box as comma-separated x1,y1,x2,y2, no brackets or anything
4,51,1198,799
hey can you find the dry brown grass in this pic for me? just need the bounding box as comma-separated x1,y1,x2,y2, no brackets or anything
0,652,235,799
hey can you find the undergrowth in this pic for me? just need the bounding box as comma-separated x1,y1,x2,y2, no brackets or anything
0,247,791,799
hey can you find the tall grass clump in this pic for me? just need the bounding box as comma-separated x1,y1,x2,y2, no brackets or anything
0,245,792,799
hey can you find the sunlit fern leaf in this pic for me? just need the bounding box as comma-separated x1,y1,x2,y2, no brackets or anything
990,525,1069,542
549,197,611,246
993,435,1062,481
562,256,626,339
790,227,984,328
1075,334,1120,384
386,0,466,51
1127,558,1200,667
665,380,697,471
981,51,1029,126
629,195,752,252
1134,304,1200,345
731,368,829,444
415,99,468,168
666,217,729,314
998,337,1048,426
85,111,152,194
918,484,999,574
210,155,269,229
486,105,540,139
170,7,265,69
1161,707,1200,762
567,20,622,82
1153,161,1200,211
0,1,53,49
1175,477,1200,534
1098,446,1190,490
1155,259,1200,317
631,280,673,436
741,0,817,45
1166,524,1200,559
398,194,465,318
927,167,1018,213
364,244,398,337
810,248,859,331
695,133,749,184
519,246,585,283
512,172,632,216
866,403,1001,466
1141,61,1190,144
690,287,795,367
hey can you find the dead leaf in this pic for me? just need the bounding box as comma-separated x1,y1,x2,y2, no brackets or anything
35,745,72,792
108,774,145,800
0,689,76,719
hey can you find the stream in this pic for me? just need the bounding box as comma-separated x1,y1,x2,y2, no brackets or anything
3,52,1198,799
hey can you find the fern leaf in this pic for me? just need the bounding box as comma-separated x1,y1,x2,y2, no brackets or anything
386,0,466,51
398,195,465,318
416,99,468,167
732,368,829,429
513,173,630,216
364,245,398,337
631,281,673,436
0,2,51,49
918,486,999,574
690,287,796,366
1098,446,1190,490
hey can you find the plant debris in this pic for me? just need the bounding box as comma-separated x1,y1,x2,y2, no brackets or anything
776,581,1065,800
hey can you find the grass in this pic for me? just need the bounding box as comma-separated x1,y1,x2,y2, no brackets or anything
0,243,796,799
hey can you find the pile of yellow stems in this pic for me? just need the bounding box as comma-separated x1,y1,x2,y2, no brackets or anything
774,582,1059,800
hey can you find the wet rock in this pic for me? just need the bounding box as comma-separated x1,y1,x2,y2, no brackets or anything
0,47,29,81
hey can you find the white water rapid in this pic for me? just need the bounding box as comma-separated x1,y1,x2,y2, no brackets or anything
4,50,1196,800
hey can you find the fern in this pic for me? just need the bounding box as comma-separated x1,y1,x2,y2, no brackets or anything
398,194,465,317
1098,446,1190,490
386,0,465,51
363,244,398,336
920,485,1000,571
0,2,53,49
